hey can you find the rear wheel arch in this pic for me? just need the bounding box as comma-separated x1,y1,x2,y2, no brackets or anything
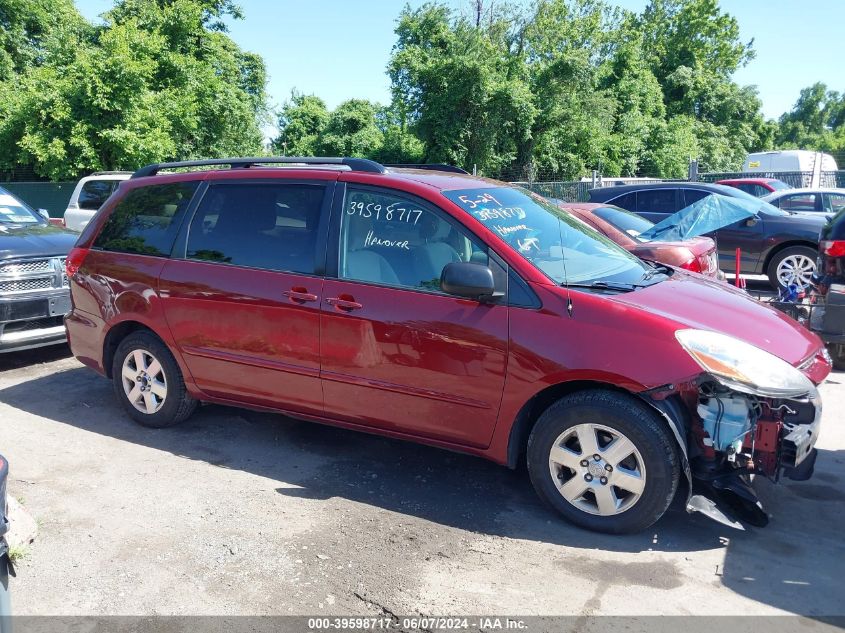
103,321,161,379
761,240,818,273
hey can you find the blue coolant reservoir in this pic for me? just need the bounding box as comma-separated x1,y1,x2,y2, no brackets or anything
697,397,751,453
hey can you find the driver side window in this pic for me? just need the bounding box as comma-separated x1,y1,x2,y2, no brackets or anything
339,188,487,292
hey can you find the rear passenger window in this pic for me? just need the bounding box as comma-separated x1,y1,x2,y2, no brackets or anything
682,189,710,207
637,190,677,214
94,182,198,256
186,183,325,274
78,180,117,210
339,188,487,291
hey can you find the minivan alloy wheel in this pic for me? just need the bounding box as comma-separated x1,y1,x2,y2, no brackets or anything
548,423,646,516
121,349,167,414
776,253,815,287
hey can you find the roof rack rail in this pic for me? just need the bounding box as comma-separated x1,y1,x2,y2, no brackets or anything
91,170,133,176
385,163,469,174
131,156,387,179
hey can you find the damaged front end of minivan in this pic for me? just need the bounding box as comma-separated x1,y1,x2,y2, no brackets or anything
647,329,824,529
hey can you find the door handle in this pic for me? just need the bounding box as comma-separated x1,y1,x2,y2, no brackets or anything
326,296,363,311
283,288,318,303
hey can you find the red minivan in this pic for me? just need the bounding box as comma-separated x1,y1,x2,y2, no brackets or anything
65,158,831,533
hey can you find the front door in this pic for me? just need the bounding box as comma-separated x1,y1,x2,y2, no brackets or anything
319,184,508,448
159,180,332,416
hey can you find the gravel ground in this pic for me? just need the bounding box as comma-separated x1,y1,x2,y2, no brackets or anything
0,339,843,618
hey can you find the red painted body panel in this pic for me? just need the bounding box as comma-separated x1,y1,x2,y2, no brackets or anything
319,278,508,447
65,166,832,470
65,250,197,389
716,178,782,193
609,271,824,367
158,259,324,416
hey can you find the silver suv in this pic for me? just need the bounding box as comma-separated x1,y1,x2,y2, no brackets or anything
62,171,131,232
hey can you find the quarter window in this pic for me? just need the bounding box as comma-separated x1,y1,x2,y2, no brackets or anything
823,193,845,213
186,183,325,274
93,182,199,256
339,188,487,291
607,192,636,211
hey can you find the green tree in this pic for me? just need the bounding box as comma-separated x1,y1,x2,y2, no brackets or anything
0,0,267,179
777,83,845,153
0,0,87,79
272,92,329,156
316,99,384,158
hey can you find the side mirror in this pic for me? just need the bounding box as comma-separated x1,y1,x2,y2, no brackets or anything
745,216,760,227
441,262,499,300
37,208,50,221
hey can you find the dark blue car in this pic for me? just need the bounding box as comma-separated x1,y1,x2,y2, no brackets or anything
588,182,828,289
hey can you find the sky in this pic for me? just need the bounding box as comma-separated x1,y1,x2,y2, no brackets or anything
74,0,845,122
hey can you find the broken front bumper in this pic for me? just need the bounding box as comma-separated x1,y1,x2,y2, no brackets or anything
650,381,823,530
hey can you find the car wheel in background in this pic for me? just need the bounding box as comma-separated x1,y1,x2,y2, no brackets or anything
526,389,680,534
112,331,197,428
767,245,817,289
829,344,845,371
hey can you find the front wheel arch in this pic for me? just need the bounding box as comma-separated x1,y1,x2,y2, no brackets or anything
505,380,687,470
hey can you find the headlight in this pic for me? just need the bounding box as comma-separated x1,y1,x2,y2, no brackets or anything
675,329,814,398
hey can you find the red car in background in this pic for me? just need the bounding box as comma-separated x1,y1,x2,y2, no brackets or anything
555,202,723,279
716,178,792,197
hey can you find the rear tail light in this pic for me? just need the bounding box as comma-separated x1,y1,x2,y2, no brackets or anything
679,250,703,273
680,258,702,273
65,247,90,278
820,240,845,257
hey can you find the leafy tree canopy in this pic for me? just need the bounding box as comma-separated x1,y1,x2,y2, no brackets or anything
0,0,266,179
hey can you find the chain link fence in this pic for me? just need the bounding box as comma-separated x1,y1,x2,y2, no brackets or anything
512,171,845,202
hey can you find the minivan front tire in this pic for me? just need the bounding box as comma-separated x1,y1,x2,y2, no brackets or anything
112,331,197,428
527,390,680,534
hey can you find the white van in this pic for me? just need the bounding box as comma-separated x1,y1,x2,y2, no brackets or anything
63,172,131,232
742,151,838,187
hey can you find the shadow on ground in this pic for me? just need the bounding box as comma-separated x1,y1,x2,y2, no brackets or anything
0,344,71,370
1,364,843,616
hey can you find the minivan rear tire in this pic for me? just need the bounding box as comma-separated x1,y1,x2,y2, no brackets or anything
527,389,680,534
112,331,197,428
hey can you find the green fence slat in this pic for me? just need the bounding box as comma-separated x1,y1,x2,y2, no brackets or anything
2,182,76,218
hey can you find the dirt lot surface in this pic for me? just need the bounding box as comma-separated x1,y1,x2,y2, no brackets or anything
1,342,843,618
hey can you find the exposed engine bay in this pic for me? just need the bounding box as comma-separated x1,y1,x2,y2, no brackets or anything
648,374,822,530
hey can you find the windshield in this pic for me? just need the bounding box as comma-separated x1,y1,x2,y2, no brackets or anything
590,205,654,240
443,187,652,287
0,189,41,224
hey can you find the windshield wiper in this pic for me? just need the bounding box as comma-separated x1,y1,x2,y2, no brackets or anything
564,281,644,292
641,262,673,281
